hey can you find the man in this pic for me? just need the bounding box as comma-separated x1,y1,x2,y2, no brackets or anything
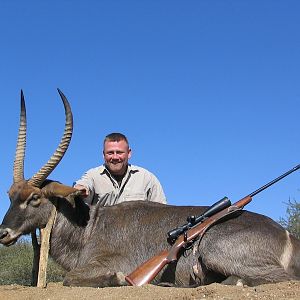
74,132,167,206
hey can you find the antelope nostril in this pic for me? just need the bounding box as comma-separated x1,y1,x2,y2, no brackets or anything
0,229,8,240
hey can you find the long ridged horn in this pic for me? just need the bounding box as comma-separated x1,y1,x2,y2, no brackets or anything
28,89,73,187
13,90,26,183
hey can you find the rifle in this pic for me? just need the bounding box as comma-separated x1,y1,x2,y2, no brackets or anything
125,163,300,286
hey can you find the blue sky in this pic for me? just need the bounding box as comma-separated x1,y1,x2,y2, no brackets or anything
0,1,299,224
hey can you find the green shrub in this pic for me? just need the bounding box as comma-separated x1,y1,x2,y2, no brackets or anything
279,198,300,239
0,237,66,285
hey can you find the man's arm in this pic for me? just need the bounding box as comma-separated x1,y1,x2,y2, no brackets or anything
147,174,167,204
73,170,95,204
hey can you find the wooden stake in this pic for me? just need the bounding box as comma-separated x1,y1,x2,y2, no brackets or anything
31,206,57,288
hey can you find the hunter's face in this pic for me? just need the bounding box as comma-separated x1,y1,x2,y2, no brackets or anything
103,140,131,176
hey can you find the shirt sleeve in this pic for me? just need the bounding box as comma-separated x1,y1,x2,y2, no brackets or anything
147,174,167,204
74,170,95,205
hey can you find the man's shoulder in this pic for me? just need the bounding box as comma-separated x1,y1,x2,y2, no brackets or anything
129,164,150,173
85,165,106,175
129,164,158,178
128,165,165,197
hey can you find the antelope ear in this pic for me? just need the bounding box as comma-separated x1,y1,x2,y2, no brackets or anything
41,182,78,197
41,182,86,208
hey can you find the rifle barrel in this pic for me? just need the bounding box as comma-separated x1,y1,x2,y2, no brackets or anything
248,164,300,198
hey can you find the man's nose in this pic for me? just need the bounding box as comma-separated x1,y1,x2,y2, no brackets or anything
112,152,119,159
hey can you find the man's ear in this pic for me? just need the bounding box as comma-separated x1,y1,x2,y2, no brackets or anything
128,148,132,159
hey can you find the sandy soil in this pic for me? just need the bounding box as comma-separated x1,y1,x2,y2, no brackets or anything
0,281,299,300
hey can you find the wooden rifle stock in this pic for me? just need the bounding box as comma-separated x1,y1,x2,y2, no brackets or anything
125,249,170,286
125,164,300,286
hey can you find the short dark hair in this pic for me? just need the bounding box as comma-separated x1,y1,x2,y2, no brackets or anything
103,132,129,147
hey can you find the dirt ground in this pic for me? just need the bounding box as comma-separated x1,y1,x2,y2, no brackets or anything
0,281,299,300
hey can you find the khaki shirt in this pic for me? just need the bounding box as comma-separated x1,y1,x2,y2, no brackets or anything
74,164,167,206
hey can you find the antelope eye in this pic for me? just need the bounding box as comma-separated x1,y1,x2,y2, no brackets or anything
32,194,40,200
29,194,41,207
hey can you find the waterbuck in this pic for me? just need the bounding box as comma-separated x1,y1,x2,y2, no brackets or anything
0,90,300,288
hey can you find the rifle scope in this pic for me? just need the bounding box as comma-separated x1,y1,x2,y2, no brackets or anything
167,196,231,243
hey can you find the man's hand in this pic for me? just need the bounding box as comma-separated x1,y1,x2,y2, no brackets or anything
73,184,89,198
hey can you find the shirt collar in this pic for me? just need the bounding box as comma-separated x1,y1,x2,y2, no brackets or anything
99,164,139,175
